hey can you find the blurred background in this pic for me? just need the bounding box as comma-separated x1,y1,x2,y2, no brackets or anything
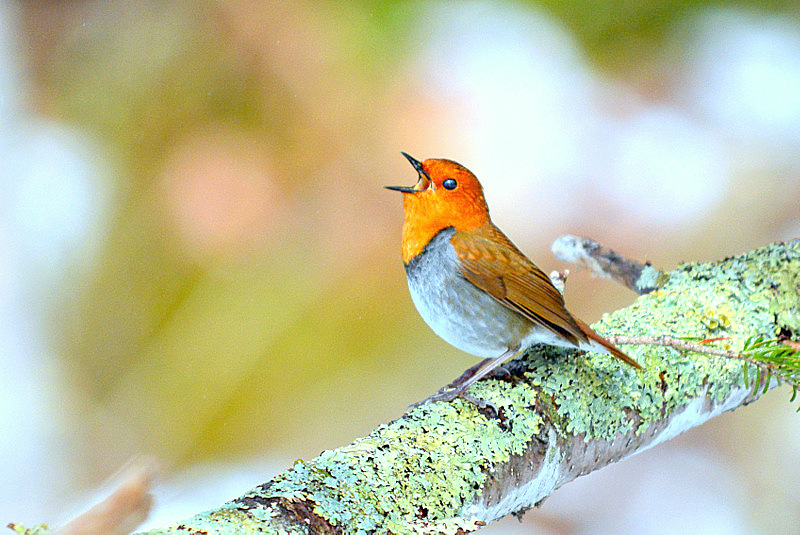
2,1,799,533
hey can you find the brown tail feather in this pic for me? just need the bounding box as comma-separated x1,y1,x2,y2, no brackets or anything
575,319,643,370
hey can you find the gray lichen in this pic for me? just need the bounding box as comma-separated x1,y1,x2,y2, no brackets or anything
137,240,799,534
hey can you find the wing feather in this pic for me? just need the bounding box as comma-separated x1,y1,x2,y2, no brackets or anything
450,223,586,345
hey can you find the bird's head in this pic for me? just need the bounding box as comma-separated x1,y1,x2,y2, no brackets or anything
386,153,489,263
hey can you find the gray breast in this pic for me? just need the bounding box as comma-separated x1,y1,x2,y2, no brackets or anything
404,228,530,359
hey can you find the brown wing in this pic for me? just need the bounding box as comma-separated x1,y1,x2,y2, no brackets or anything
450,222,587,345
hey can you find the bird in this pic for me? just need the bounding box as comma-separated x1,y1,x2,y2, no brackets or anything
386,153,642,404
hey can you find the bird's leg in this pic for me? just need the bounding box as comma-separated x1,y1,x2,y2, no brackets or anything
446,357,493,389
451,345,521,396
421,357,496,403
410,346,522,410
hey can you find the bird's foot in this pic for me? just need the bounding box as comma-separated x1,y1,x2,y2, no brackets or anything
488,365,512,381
410,352,518,412
408,386,499,414
446,359,512,389
446,357,492,389
459,392,500,415
408,387,458,408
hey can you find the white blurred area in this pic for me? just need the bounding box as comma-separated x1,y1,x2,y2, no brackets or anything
1,1,799,533
682,11,800,152
413,2,800,251
415,3,730,235
0,0,111,525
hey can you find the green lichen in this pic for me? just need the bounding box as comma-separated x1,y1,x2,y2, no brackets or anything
143,503,276,534
635,264,670,293
769,263,800,334
137,240,800,534
247,379,542,533
522,240,800,441
6,525,51,535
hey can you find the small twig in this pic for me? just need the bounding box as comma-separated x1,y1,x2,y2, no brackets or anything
607,335,781,374
58,457,157,535
548,269,569,295
551,235,667,295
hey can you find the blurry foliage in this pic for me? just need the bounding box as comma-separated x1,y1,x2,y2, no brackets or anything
532,0,800,68
21,0,800,471
32,0,431,466
49,2,265,177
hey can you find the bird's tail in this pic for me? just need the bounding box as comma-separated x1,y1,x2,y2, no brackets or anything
575,319,643,370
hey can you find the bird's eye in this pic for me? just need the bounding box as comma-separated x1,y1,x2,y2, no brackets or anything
442,178,457,190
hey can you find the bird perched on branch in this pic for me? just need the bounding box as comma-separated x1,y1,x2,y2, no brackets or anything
387,153,641,404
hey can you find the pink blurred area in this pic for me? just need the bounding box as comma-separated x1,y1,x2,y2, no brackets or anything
1,1,798,533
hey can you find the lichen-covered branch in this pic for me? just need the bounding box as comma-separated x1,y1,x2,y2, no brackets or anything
45,240,800,534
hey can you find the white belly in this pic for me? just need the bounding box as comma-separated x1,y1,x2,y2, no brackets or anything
405,229,532,359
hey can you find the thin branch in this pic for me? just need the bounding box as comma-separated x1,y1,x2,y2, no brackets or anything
59,458,156,535
8,458,157,535
608,335,764,366
551,235,668,294
608,336,800,387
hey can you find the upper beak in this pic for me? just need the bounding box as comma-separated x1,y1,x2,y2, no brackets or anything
385,152,432,193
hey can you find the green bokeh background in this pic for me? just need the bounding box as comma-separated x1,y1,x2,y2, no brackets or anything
6,1,800,532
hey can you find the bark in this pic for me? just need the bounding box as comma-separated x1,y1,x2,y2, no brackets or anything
17,239,797,535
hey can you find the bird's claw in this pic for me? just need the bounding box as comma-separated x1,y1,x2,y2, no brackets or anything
408,387,499,415
459,392,500,415
408,387,458,409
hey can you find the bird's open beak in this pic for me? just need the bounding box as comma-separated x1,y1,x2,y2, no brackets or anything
385,152,431,193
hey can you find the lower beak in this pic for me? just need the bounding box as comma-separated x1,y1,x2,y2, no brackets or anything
384,184,418,193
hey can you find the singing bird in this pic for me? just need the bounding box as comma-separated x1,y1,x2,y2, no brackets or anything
387,153,641,403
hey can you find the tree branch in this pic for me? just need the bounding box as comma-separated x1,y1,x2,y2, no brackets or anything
13,240,800,534
551,235,668,294
131,239,799,534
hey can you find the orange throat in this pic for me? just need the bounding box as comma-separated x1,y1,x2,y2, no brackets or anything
400,191,489,264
